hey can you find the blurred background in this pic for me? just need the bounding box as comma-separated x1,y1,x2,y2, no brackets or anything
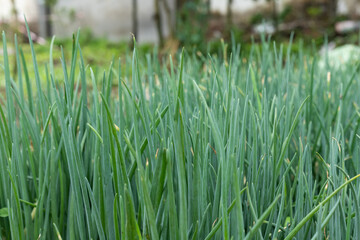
1,0,360,60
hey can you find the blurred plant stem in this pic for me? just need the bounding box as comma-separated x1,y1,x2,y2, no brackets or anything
226,0,233,36
10,0,18,77
130,0,138,49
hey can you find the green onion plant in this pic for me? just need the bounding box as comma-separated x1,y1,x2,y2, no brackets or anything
1,25,360,239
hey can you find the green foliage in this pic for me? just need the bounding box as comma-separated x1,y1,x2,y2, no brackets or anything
1,25,360,240
0,208,8,218
278,5,292,23
250,13,264,25
45,0,57,7
306,6,323,18
176,1,209,53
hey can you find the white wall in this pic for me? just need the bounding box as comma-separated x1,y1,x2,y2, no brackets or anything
52,0,174,42
0,0,39,23
339,0,360,16
0,0,174,42
53,0,132,41
1,0,360,43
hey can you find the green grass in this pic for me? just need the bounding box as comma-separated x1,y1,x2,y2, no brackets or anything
0,35,153,90
1,24,360,240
